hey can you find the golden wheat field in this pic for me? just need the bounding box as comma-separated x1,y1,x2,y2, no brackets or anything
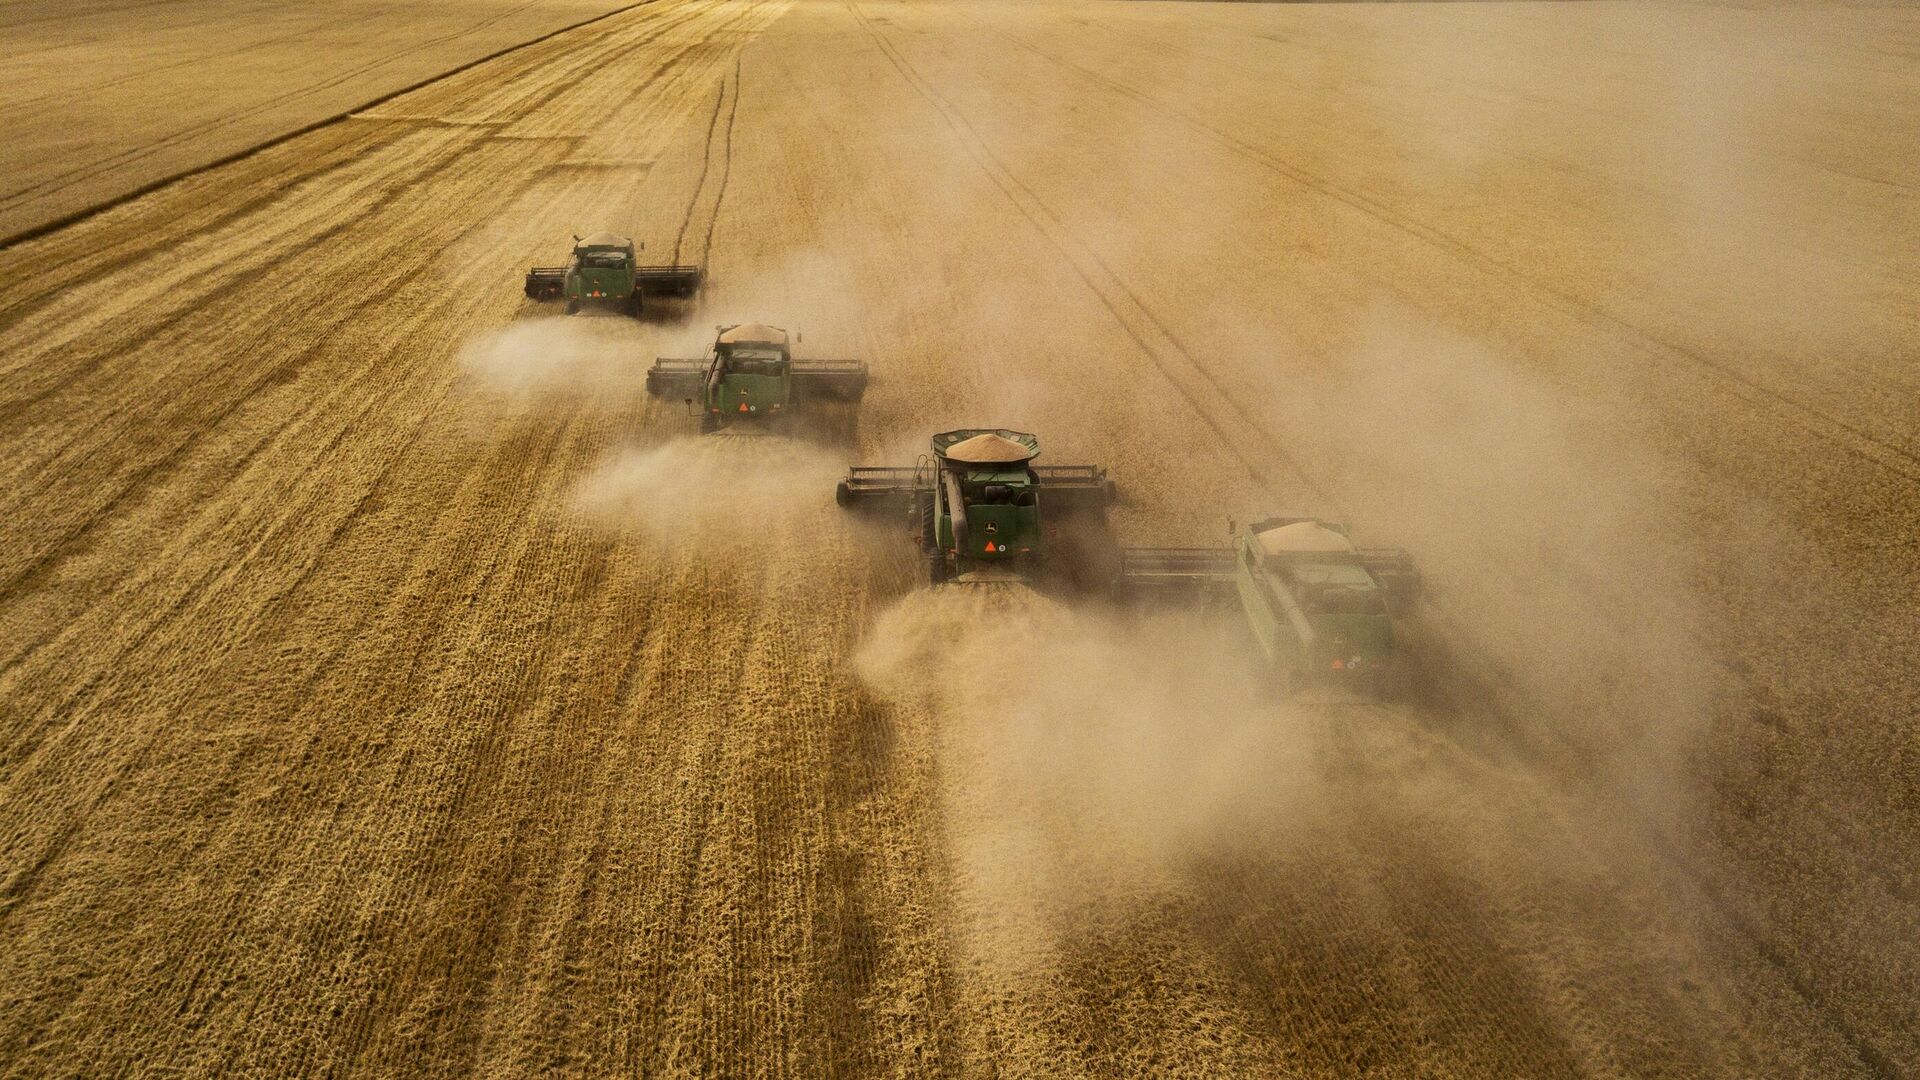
1,0,1916,1075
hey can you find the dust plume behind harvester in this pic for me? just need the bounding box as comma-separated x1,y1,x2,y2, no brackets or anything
1120,518,1421,699
523,232,702,318
647,323,868,437
835,429,1116,585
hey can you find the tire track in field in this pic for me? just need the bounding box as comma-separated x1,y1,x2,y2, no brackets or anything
0,2,547,116
957,6,1920,487
0,0,184,32
698,55,744,271
844,0,1331,510
0,136,490,615
668,53,742,276
481,0,753,141
0,0,671,248
671,80,728,267
0,129,470,400
0,0,554,209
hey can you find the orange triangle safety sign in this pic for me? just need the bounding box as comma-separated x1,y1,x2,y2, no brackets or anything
738,403,749,412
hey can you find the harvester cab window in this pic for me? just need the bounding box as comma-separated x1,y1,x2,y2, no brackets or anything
724,347,786,375
964,473,1036,505
1283,560,1387,615
1299,585,1388,616
578,251,628,269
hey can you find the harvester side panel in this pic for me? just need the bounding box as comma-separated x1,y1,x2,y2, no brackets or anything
790,360,869,401
525,267,567,300
633,265,703,297
646,358,709,399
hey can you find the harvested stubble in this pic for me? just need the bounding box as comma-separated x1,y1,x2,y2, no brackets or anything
1,0,1916,1075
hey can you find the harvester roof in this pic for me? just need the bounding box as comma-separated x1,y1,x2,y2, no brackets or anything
717,323,788,346
577,232,631,248
936,430,1039,464
1255,520,1355,556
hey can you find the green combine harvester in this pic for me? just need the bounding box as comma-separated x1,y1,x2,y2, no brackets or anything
523,232,701,317
1119,518,1421,698
647,324,868,434
835,429,1115,584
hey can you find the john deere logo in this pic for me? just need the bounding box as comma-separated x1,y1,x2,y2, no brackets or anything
983,522,997,533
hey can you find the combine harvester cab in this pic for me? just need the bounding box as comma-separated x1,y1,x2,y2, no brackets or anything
835,429,1115,585
1121,517,1421,698
522,232,702,318
647,323,867,435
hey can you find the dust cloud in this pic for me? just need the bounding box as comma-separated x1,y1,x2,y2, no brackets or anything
457,316,658,404
574,435,847,552
1252,306,1717,828
855,584,1319,972
851,572,1728,1018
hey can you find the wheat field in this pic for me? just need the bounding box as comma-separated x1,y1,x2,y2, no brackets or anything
1,0,1915,1075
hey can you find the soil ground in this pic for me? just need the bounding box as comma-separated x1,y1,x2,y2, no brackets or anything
1,0,1915,1076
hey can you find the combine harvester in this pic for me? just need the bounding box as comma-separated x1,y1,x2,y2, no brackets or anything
523,232,701,317
1120,518,1421,698
835,429,1115,584
648,323,868,435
